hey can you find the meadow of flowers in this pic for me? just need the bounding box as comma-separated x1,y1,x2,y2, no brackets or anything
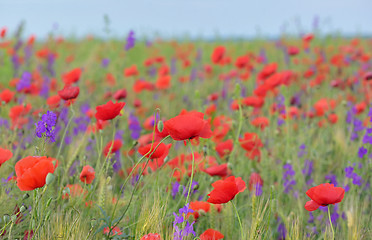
0,26,371,239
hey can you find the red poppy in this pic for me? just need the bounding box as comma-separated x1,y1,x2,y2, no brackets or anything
328,113,338,124
62,68,82,85
251,117,269,130
124,65,139,77
103,226,122,237
203,163,229,178
113,89,127,100
215,139,233,158
103,139,123,156
0,27,6,38
287,46,299,56
211,46,225,64
207,176,246,204
242,96,264,108
0,89,15,104
138,142,171,159
156,75,171,89
58,85,80,101
80,165,95,184
199,229,224,240
95,101,125,121
164,111,212,141
304,183,345,211
9,104,32,129
46,95,61,109
15,156,58,191
62,184,87,199
189,201,211,219
248,172,263,191
0,148,12,167
140,233,161,240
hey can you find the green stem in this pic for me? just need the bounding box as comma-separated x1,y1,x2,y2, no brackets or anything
328,206,335,240
56,105,75,160
232,200,244,240
185,140,195,205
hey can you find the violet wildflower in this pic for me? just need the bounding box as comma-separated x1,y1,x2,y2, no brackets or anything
325,174,338,186
172,181,181,199
125,30,135,51
254,184,263,196
358,146,368,158
128,113,141,140
277,218,286,240
16,72,32,91
171,58,177,75
173,204,196,240
35,111,57,142
298,144,307,158
283,163,296,194
101,58,110,68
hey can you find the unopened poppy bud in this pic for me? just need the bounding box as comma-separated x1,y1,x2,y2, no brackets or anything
10,215,17,223
90,218,97,227
46,198,53,208
203,145,207,155
3,215,10,223
157,120,164,132
45,173,55,185
20,206,27,213
23,193,30,200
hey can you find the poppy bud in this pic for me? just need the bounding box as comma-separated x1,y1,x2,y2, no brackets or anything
23,193,30,200
45,173,55,185
157,120,164,132
10,215,17,223
20,206,27,213
3,215,10,223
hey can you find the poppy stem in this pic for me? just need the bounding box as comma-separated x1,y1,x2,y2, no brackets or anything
56,105,75,160
327,206,335,240
232,200,244,240
185,140,195,205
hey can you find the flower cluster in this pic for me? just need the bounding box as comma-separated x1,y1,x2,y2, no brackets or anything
283,163,296,195
125,30,135,51
173,204,196,240
35,111,57,142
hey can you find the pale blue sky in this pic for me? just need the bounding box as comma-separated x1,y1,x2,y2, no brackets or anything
0,0,371,39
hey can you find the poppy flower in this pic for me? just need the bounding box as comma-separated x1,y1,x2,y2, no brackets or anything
140,233,161,240
138,142,171,159
215,139,233,158
15,156,58,191
62,68,82,85
211,46,225,64
124,65,139,77
164,111,212,141
0,148,12,167
113,89,127,100
46,95,61,109
62,184,87,199
251,117,269,130
0,89,15,104
189,201,211,219
95,101,125,121
103,226,122,237
199,229,224,240
58,85,80,101
287,46,299,56
248,172,263,191
79,165,95,184
207,176,246,204
304,183,345,211
0,27,6,38
103,139,123,156
203,163,229,178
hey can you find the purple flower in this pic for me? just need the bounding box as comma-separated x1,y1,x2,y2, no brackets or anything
101,58,110,68
254,184,263,196
325,174,338,186
125,30,135,51
35,111,57,142
277,218,286,240
173,204,196,240
283,163,296,194
128,113,141,140
358,146,368,158
298,144,307,158
302,159,313,177
16,72,32,91
344,166,354,178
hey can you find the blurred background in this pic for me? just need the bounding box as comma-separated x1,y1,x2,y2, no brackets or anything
1,0,371,39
